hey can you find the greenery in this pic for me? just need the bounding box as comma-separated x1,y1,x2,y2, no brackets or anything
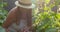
0,1,8,32
33,11,60,32
0,0,8,26
33,0,60,32
0,0,60,32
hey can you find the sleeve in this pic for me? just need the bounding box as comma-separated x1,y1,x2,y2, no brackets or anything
27,9,32,31
2,7,17,29
27,9,32,27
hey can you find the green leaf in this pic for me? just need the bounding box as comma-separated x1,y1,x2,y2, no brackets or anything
45,0,50,4
45,27,57,32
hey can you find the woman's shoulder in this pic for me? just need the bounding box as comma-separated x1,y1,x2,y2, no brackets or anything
9,7,18,13
8,7,19,15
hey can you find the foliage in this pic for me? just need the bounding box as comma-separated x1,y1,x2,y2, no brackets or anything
0,1,8,32
0,1,8,26
33,0,60,32
55,0,60,6
33,11,60,32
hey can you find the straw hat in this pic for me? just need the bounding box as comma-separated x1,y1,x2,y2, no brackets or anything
18,0,32,5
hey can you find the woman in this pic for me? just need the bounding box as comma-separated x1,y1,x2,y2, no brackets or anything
2,0,35,32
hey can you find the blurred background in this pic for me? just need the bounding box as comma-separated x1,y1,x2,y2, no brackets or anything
0,0,60,32
3,0,17,10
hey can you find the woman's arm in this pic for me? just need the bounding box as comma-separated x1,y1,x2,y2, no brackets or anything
2,7,17,29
